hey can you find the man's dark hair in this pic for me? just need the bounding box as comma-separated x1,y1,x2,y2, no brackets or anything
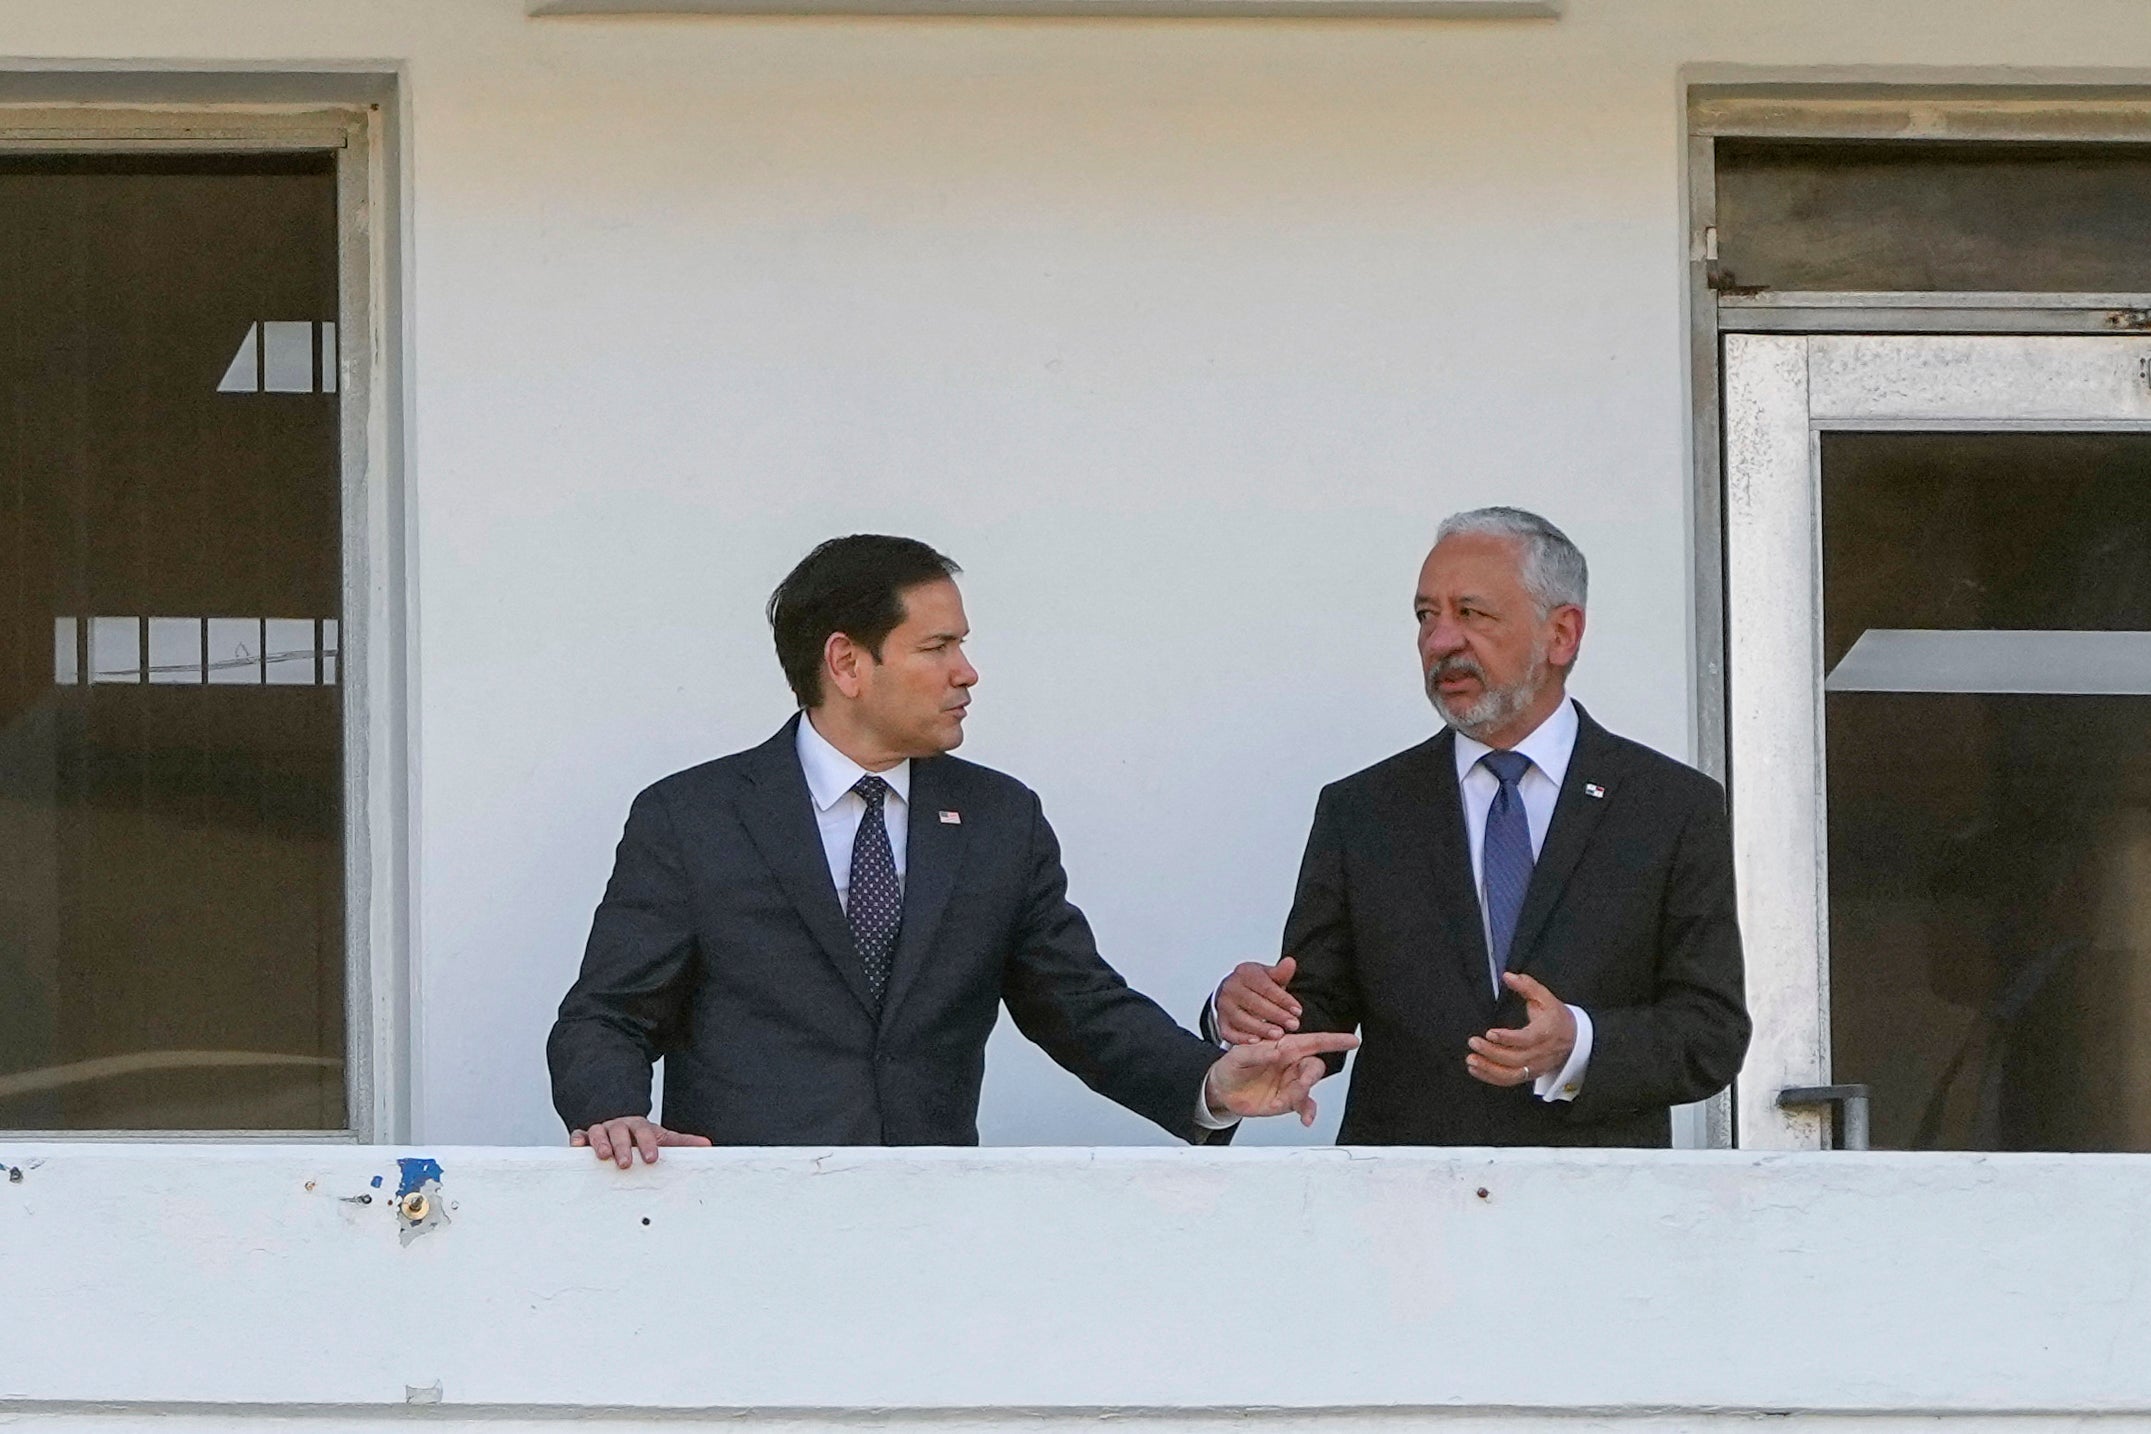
767,535,962,708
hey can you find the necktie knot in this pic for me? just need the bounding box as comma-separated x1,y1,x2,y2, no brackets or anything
852,774,890,808
1481,750,1532,787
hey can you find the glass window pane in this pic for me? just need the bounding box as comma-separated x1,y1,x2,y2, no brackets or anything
1821,431,2151,1152
53,618,80,687
90,616,141,684
207,617,264,685
261,321,316,394
263,618,318,686
0,153,344,1131
147,617,203,685
1716,139,2151,293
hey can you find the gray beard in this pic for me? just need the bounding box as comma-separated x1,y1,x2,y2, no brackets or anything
1424,651,1547,742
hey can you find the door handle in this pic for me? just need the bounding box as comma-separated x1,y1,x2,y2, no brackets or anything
1777,1084,1871,1150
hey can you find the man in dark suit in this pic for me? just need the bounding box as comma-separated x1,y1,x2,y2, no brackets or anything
1208,508,1749,1146
551,534,1354,1162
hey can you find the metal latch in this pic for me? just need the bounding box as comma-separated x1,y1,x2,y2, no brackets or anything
1777,1084,1871,1151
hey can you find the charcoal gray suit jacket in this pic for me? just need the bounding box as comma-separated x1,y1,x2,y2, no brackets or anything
549,717,1222,1145
1210,705,1750,1147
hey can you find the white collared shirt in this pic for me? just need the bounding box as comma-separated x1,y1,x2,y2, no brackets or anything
1452,696,1594,1103
796,714,911,910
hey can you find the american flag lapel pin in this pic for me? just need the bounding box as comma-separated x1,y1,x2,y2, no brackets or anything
939,810,962,824
1583,783,1606,800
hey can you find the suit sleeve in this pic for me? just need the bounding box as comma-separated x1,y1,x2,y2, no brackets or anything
1273,785,1364,1073
1566,780,1751,1123
546,786,700,1134
1000,792,1224,1145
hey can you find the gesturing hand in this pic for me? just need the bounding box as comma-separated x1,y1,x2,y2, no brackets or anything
1204,1030,1360,1126
1465,971,1576,1088
1215,955,1302,1044
570,1115,713,1168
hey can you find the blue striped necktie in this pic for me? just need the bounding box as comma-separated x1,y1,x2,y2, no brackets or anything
1479,749,1535,983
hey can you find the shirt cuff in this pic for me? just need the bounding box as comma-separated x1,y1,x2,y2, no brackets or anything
1194,1066,1240,1130
1533,1006,1592,1102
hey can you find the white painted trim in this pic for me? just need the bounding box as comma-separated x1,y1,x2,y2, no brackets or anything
1806,334,2151,421
1723,291,2151,310
339,103,414,1145
1723,335,1829,1152
0,1129,362,1144
530,0,1557,15
0,104,357,146
0,1413,2123,1432
1690,89,2151,142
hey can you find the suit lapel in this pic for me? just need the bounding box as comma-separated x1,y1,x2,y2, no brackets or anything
734,718,877,1018
878,755,967,1027
1505,705,1619,976
1400,732,1499,1014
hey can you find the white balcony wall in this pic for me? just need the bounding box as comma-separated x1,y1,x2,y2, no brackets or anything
4,1144,2150,1427
0,2,2143,1153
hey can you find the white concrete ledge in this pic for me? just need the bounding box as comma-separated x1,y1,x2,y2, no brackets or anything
529,0,1558,18
2,1145,2144,1424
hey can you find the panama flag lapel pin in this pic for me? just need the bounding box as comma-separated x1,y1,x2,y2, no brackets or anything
939,810,962,824
1583,782,1607,800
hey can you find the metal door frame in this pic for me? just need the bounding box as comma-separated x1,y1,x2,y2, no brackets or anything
1724,332,2151,1149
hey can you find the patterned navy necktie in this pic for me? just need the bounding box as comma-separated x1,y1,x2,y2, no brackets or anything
847,774,902,1008
1479,749,1535,986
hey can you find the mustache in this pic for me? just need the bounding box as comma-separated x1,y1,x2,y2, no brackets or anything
1426,656,1488,686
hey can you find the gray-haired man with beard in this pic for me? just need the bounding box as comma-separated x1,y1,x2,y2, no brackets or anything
1203,507,1749,1145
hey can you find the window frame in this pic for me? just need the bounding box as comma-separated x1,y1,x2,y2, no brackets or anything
1682,81,2151,1151
0,97,409,1144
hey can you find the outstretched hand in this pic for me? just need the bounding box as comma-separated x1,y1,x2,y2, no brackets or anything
1465,971,1576,1088
1204,1030,1360,1127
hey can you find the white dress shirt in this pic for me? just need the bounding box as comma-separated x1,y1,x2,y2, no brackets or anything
798,716,1231,1130
796,714,911,906
1452,697,1594,1102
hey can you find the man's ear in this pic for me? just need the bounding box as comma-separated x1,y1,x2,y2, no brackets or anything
1548,605,1586,670
823,631,865,701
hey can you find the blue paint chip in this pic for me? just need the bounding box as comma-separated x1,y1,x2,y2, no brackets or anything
395,1157,444,1198
370,1175,383,1188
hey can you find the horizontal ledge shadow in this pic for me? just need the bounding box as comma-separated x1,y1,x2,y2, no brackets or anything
529,0,1558,16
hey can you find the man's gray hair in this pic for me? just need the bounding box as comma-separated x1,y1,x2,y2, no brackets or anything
1435,506,1588,616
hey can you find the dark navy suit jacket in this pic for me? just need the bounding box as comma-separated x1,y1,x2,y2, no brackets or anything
549,717,1221,1145
1211,706,1750,1147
